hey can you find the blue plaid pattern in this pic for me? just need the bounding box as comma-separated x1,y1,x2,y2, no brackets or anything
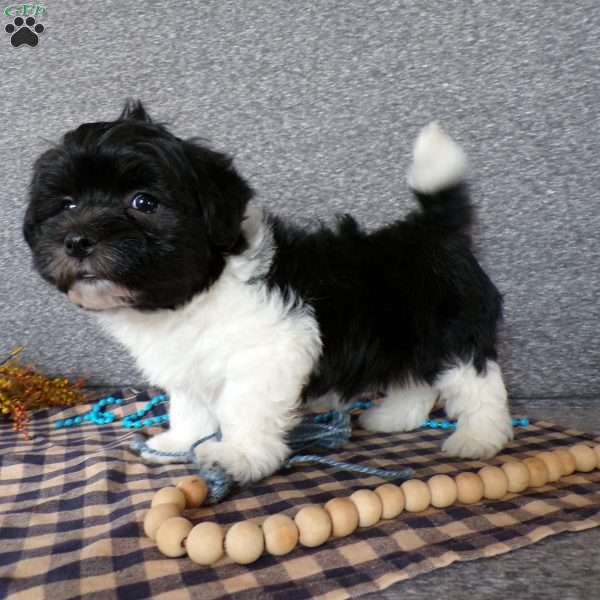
1,390,600,599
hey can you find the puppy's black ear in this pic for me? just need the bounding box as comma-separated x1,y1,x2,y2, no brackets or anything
23,211,37,247
119,99,152,123
183,140,253,251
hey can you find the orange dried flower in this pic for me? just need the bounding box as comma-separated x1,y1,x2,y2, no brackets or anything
0,348,87,439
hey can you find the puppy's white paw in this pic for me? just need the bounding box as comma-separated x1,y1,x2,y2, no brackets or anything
359,406,424,433
408,121,467,193
358,383,437,433
193,441,254,483
194,440,288,484
141,430,195,463
442,423,512,460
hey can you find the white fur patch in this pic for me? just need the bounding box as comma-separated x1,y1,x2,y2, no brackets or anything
435,360,513,460
407,121,467,193
358,381,438,433
67,279,133,311
98,208,322,483
306,390,342,412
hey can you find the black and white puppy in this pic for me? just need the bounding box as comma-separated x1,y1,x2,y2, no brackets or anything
24,101,513,483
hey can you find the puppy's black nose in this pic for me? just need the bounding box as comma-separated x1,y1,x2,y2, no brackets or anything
64,233,96,258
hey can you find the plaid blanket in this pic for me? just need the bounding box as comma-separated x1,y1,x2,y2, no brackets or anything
2,391,600,600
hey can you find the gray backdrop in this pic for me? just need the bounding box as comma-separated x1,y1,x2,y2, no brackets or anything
1,1,598,398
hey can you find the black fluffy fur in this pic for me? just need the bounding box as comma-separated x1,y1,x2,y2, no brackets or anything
24,100,502,402
267,183,502,400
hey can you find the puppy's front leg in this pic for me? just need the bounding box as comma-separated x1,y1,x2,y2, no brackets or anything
143,391,219,463
192,374,303,484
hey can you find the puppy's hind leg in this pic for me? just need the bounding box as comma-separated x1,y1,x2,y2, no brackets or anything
358,381,438,433
436,360,513,460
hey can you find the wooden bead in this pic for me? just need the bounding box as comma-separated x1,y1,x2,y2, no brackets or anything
294,505,332,547
427,474,457,508
225,521,264,565
324,498,359,537
151,486,186,511
375,483,405,519
553,448,576,476
350,489,383,527
144,503,182,540
523,457,549,487
570,444,597,472
594,444,600,468
501,461,530,492
478,466,509,499
186,522,224,565
537,452,562,482
401,479,431,512
455,472,484,504
262,514,299,556
177,476,209,509
155,516,193,558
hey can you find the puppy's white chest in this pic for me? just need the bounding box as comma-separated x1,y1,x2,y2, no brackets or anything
98,274,320,398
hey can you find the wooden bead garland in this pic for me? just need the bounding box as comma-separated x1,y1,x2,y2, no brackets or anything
143,442,600,566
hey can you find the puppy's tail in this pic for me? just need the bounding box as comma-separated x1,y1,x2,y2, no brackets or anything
407,122,471,231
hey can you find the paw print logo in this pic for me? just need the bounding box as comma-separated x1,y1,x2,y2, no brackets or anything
5,16,44,47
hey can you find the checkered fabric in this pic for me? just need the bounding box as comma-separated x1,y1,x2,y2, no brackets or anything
2,391,600,600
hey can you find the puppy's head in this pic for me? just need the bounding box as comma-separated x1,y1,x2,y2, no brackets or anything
24,100,253,311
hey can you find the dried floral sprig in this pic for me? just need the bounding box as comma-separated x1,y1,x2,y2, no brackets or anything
0,348,87,439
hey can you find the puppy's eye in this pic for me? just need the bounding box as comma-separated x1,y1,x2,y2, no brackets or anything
62,198,78,210
130,193,158,214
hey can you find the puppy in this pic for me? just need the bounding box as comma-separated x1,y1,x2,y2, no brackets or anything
24,101,513,483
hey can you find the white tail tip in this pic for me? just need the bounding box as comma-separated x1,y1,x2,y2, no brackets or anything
407,121,467,193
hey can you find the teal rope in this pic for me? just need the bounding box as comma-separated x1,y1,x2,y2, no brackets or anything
286,454,414,480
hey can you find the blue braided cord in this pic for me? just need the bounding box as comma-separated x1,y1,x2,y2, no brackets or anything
188,431,221,456
193,466,234,505
286,454,414,481
288,409,353,452
288,399,373,452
